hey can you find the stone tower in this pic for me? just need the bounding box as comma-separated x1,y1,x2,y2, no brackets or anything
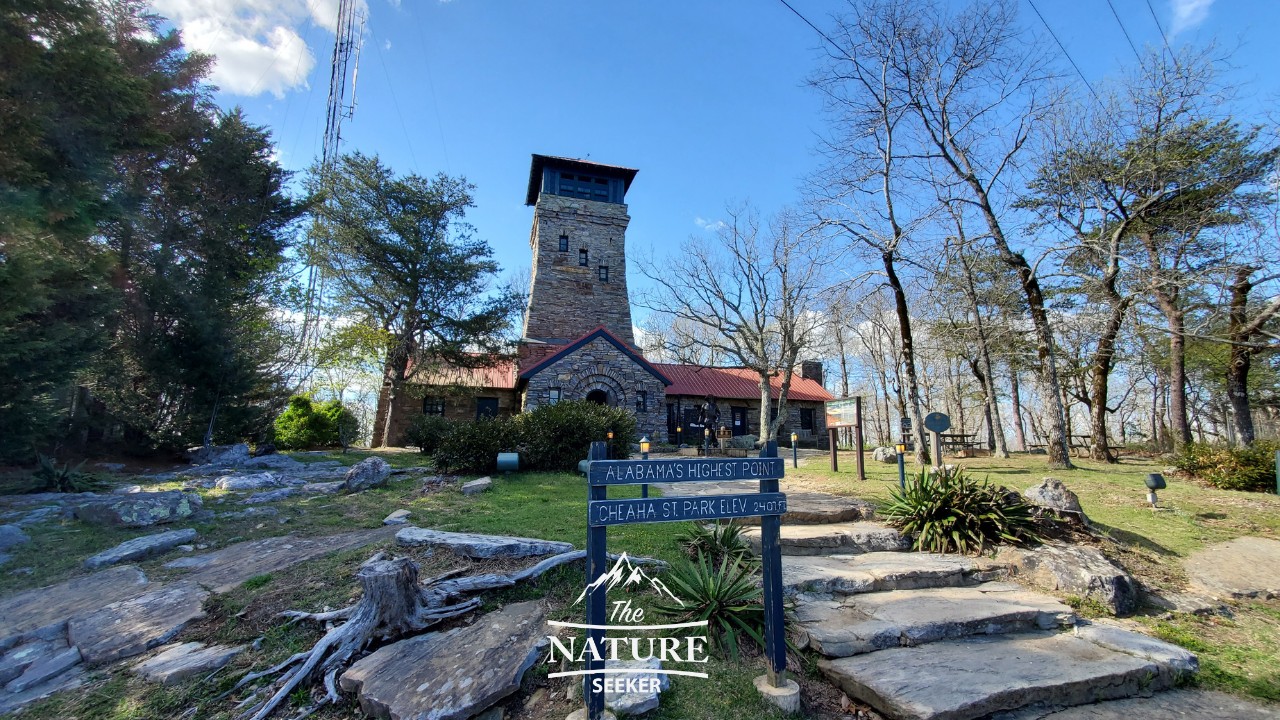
522,155,638,346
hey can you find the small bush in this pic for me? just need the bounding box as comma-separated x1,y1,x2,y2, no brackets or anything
404,414,452,455
652,552,764,660
882,467,1043,554
32,453,105,493
1173,441,1279,492
727,434,757,450
516,400,636,471
432,416,519,474
676,521,755,567
273,396,359,450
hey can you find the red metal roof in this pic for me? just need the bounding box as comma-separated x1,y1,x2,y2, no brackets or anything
412,358,517,390
655,364,834,403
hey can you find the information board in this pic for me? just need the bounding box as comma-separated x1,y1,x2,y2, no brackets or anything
588,457,785,486
589,492,787,527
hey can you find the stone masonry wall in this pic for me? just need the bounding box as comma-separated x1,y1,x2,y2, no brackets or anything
667,396,829,449
523,336,667,442
523,194,635,345
373,384,518,447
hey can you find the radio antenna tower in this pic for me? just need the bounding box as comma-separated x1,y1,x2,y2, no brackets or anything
299,0,365,385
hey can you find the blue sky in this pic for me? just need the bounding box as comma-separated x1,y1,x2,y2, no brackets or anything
153,0,1279,297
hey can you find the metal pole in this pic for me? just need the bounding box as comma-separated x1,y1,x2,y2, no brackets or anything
931,430,943,471
641,447,649,498
759,440,786,688
897,447,906,490
584,441,608,720
1275,450,1279,495
792,442,798,468
854,396,866,482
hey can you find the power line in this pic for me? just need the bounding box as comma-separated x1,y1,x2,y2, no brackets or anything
1026,0,1102,105
1143,0,1179,67
776,0,846,57
371,30,420,172
1104,0,1144,65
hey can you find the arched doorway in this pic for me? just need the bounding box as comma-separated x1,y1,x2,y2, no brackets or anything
585,389,609,405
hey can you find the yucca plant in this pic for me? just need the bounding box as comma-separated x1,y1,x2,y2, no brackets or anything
33,453,101,493
675,521,755,567
882,467,1043,555
652,551,765,660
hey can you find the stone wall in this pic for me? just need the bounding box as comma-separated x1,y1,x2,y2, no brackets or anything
522,194,635,345
522,336,667,442
666,396,829,449
372,384,519,447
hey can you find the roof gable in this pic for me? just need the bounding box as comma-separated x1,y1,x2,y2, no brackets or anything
518,326,671,386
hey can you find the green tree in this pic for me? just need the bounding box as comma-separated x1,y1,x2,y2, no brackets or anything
306,153,520,447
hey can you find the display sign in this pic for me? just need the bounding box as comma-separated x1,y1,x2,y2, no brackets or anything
924,412,951,433
589,492,787,527
588,457,785,486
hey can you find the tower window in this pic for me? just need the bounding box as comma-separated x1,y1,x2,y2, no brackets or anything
558,234,569,252
579,248,588,266
598,265,609,282
557,171,612,202
549,387,561,405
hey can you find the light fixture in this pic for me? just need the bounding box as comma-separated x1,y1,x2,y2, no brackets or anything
639,436,650,454
607,431,614,440
895,443,906,454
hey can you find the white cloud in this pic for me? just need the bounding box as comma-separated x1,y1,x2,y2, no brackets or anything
153,0,368,98
1169,0,1213,37
383,39,392,51
694,216,727,233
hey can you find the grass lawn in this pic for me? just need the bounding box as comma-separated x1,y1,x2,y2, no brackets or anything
3,447,1279,717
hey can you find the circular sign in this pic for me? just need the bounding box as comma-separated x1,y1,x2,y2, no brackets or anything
924,412,951,433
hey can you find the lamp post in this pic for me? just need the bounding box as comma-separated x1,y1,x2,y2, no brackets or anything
703,427,711,456
895,442,907,490
676,425,682,447
639,436,650,498
790,432,799,468
607,431,614,460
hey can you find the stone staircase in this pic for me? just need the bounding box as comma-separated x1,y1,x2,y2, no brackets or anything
670,481,1200,720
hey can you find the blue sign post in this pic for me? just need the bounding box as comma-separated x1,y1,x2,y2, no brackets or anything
582,441,788,719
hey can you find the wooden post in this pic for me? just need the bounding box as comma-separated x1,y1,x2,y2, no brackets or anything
758,440,786,687
854,396,866,482
828,427,839,472
931,430,943,471
585,441,608,720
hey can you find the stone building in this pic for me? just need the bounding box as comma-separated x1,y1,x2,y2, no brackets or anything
377,154,833,447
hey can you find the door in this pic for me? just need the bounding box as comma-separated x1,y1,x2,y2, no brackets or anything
731,407,749,436
476,398,499,419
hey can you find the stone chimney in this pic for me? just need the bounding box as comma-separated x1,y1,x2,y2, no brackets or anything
799,360,824,387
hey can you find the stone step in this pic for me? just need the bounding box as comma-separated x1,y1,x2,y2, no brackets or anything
744,521,909,556
782,552,1010,596
795,583,1076,658
818,627,1197,720
737,492,875,526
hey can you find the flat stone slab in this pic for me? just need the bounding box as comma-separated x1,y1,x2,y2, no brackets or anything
462,477,493,495
605,657,669,716
84,528,198,569
163,528,395,593
0,664,85,715
992,688,1280,719
339,601,547,720
997,544,1138,615
820,630,1178,720
0,565,151,645
796,583,1074,657
783,552,1008,596
0,525,31,551
74,491,202,528
1184,536,1280,599
744,521,909,556
383,509,411,525
739,492,876,525
133,641,244,685
396,527,574,559
68,581,208,663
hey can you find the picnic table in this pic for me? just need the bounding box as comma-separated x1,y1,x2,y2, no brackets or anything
938,433,981,453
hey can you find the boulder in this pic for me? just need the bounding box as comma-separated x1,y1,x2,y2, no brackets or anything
871,447,898,463
187,443,251,467
0,524,30,552
605,657,670,715
240,488,298,504
252,443,277,457
3,646,81,693
343,457,391,492
300,480,346,495
74,491,202,528
1024,477,1089,524
214,473,280,491
462,477,493,495
0,640,62,685
132,642,245,685
383,509,411,525
396,527,574,559
84,528,199,569
339,601,547,720
241,454,304,471
998,543,1138,615
68,581,208,663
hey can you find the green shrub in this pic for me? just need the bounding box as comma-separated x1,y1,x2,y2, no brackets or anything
675,521,755,567
882,467,1043,555
31,453,105,493
652,552,765,660
432,416,519,474
272,395,359,450
515,400,636,471
727,434,757,450
1173,441,1279,492
404,414,452,455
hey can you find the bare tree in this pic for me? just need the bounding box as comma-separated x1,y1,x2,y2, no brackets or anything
638,206,828,443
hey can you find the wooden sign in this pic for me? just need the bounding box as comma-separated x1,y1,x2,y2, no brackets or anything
589,492,787,527
588,457,784,486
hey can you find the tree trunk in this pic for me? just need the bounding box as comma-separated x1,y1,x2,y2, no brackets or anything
1087,296,1130,463
1226,269,1257,446
758,375,774,443
1151,289,1192,448
883,253,929,465
1009,367,1027,451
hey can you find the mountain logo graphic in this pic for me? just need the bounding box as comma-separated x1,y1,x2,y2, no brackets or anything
573,553,684,607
